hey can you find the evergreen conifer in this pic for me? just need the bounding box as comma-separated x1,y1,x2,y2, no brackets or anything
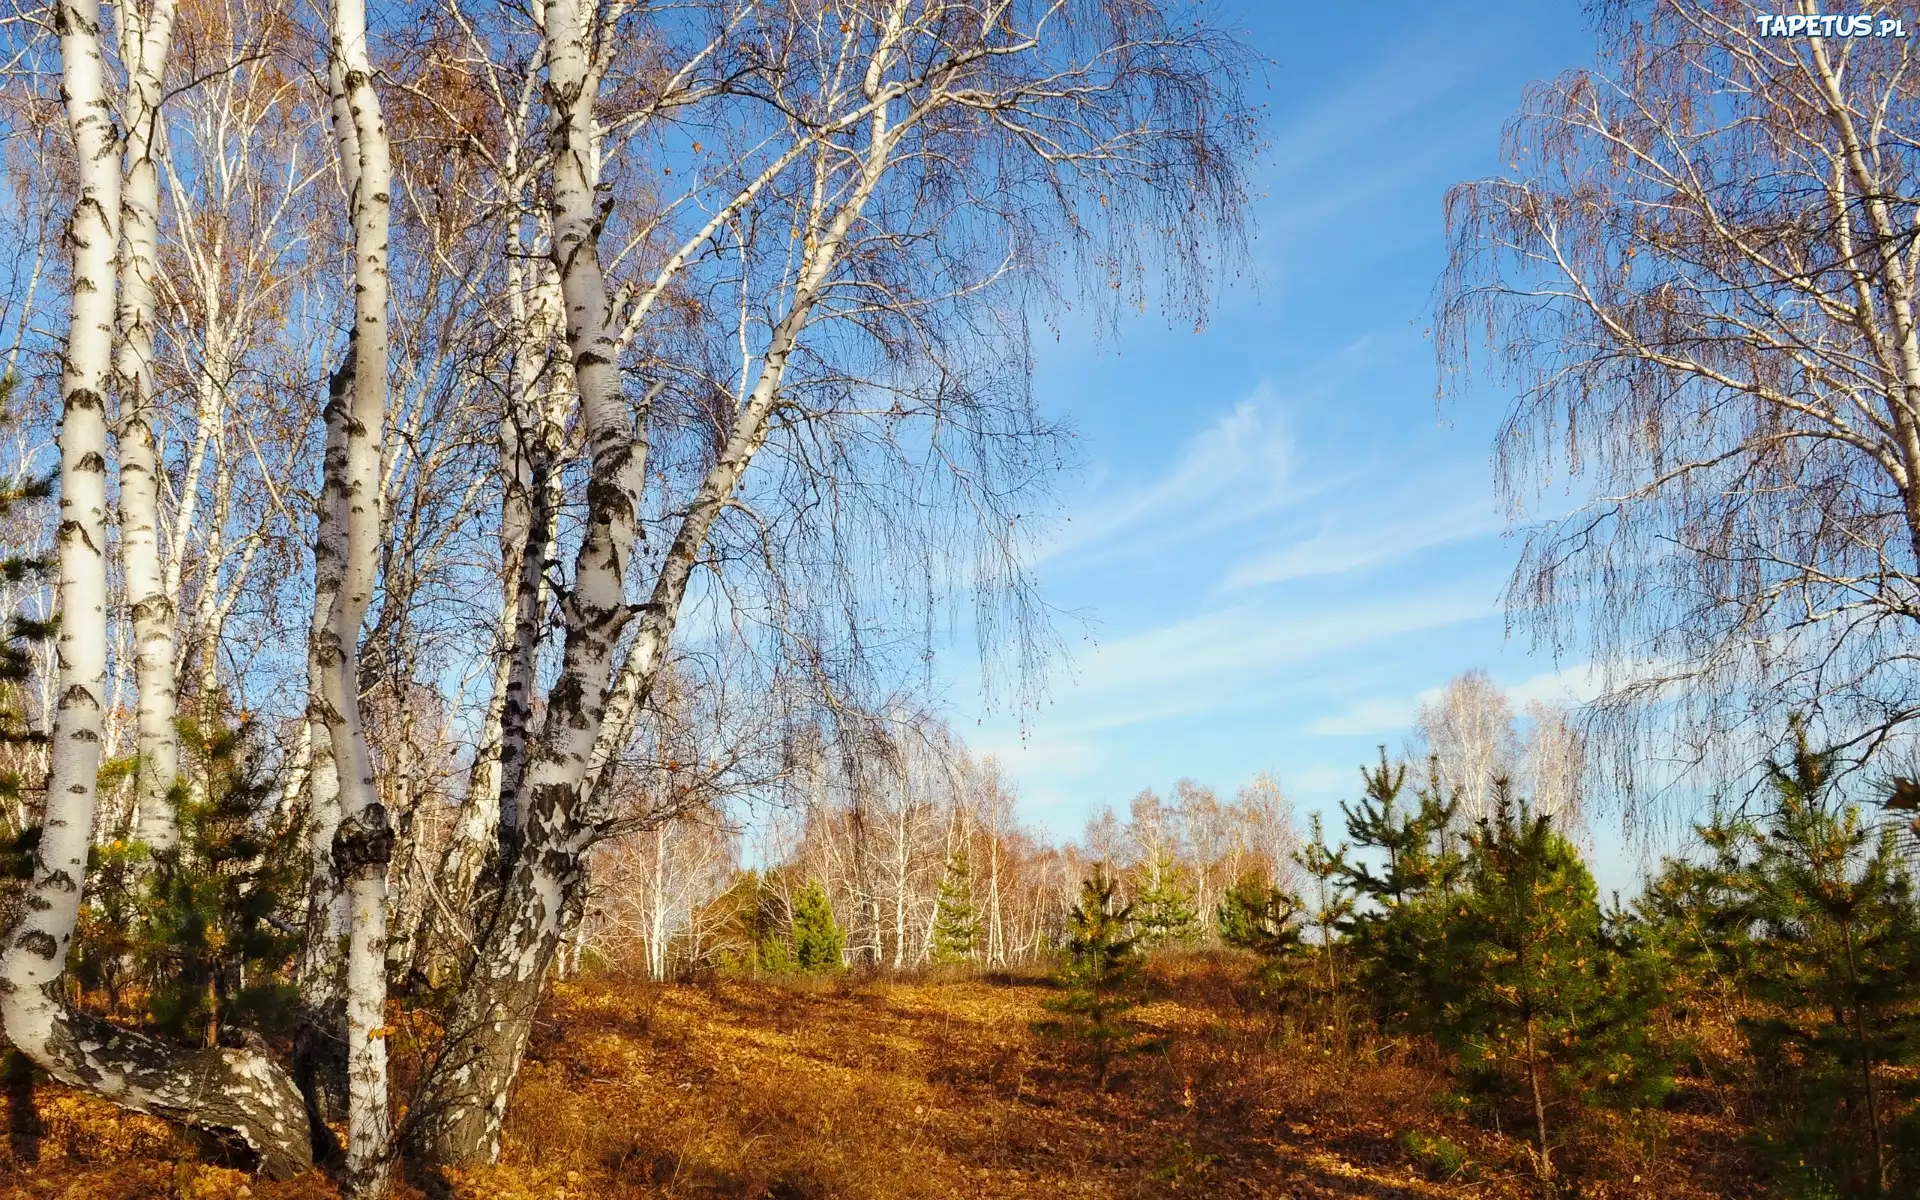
1040,866,1150,1084
930,848,981,964
1437,783,1669,1188
790,880,845,972
1217,874,1305,1010
1338,751,1462,1029
1340,750,1461,905
1132,850,1198,949
138,714,304,1046
1217,874,1303,961
1636,808,1759,1020
1293,813,1356,1044
1732,729,1920,1199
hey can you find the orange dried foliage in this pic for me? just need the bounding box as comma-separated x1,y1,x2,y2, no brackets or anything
1,956,1759,1199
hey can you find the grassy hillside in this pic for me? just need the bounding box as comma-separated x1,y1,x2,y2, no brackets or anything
0,956,1757,1199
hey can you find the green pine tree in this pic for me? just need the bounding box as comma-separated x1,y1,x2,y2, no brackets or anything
1437,782,1669,1190
1338,751,1464,1030
1216,873,1305,984
1732,729,1920,1199
1635,806,1760,1032
930,848,981,964
790,879,845,972
1132,850,1198,949
1039,866,1151,1084
1217,874,1302,957
1339,750,1462,906
135,713,305,1047
1293,813,1357,1047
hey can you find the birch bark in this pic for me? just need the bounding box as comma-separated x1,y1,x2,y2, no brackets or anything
425,105,553,970
401,0,1251,1166
112,0,180,849
408,34,907,1159
319,0,395,1187
407,0,898,1162
0,0,310,1175
293,365,349,1158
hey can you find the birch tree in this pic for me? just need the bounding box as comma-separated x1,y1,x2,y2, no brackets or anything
314,0,396,1184
405,0,1250,1165
1235,771,1298,892
1415,670,1516,826
152,6,329,722
113,0,180,848
0,0,311,1173
1441,0,1920,799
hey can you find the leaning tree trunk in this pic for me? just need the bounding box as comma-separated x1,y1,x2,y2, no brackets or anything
113,0,181,850
407,136,898,1179
0,0,312,1176
404,0,910,1166
316,0,395,1189
399,0,644,1161
420,201,555,981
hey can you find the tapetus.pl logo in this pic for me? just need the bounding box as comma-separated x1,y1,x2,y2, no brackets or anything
1753,13,1909,37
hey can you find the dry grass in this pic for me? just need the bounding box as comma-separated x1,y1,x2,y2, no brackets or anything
0,955,1760,1199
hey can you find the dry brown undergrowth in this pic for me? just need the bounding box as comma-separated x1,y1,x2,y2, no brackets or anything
0,955,1757,1199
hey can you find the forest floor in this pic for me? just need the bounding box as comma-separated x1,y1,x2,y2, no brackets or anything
0,955,1760,1199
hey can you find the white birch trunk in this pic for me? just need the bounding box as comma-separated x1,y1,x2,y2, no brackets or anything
112,0,180,848
425,202,554,972
0,0,310,1174
320,0,394,1187
293,365,349,1157
410,2,913,1168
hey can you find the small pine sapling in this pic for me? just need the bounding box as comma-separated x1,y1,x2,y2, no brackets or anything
1217,873,1305,1009
1438,783,1669,1190
1039,866,1154,1085
1338,751,1464,1031
1293,814,1357,1047
1217,874,1304,959
138,713,305,1047
1132,849,1198,949
930,848,981,964
1340,750,1462,907
790,879,845,972
1735,728,1920,1199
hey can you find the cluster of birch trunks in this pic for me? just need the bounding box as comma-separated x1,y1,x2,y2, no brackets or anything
0,0,1250,1194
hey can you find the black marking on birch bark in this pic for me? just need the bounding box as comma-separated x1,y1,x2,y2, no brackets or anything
332,802,393,876
38,869,77,893
15,931,57,959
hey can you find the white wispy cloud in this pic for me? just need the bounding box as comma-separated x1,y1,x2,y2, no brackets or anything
1219,494,1504,591
1049,579,1502,734
1506,662,1606,709
1037,392,1307,567
970,735,1102,781
1304,695,1421,738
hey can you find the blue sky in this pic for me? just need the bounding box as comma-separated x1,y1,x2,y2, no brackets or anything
944,1,1652,890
